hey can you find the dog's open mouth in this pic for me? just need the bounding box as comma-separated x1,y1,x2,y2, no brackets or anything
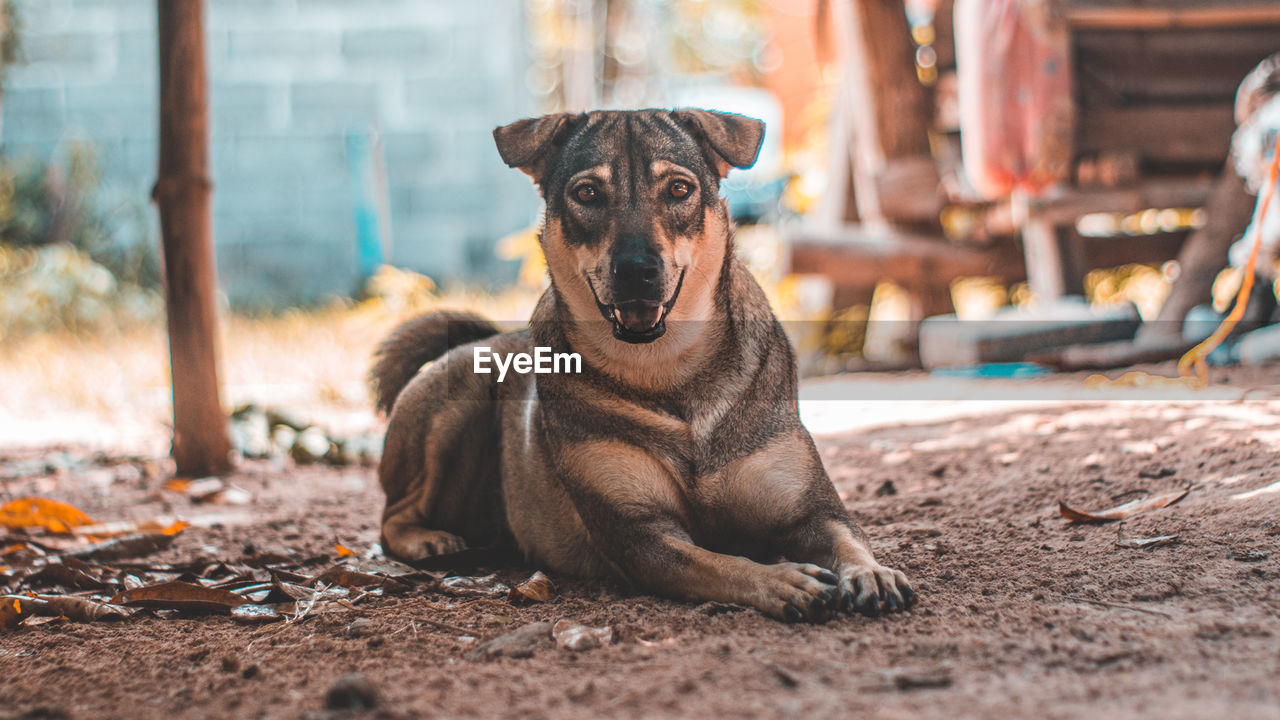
588,269,686,344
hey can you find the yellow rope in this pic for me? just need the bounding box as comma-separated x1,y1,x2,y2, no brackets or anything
1087,133,1280,391
1177,132,1280,386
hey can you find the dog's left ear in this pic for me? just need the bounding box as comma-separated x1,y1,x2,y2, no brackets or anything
672,109,765,178
493,112,585,184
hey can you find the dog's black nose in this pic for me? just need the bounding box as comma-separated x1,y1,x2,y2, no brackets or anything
611,252,661,299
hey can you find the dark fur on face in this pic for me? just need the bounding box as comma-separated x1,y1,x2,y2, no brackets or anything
494,109,764,343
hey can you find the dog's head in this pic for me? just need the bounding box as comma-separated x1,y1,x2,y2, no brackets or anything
494,109,764,344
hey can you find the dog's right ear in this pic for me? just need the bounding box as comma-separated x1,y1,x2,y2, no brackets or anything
493,113,585,185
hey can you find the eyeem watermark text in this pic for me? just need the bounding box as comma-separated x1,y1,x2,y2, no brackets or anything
473,346,582,382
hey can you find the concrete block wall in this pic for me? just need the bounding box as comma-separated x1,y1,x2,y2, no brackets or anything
2,0,537,308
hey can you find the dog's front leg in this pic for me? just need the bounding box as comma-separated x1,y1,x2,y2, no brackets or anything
724,431,916,616
560,441,840,622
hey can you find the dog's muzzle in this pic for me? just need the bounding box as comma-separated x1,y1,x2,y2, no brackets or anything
587,269,686,344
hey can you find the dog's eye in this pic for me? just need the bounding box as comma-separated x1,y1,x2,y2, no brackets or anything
669,180,691,199
574,184,599,204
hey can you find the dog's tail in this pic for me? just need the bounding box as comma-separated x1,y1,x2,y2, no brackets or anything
369,310,501,415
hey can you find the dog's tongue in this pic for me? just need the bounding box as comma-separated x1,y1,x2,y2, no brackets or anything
614,300,662,332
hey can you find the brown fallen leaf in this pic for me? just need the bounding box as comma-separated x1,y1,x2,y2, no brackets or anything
228,582,276,603
1,542,47,567
345,557,421,578
231,604,282,624
467,622,552,660
309,565,410,594
0,594,129,626
33,595,131,622
164,478,250,505
1058,488,1190,523
272,578,317,602
508,571,555,604
551,619,612,651
180,477,225,500
0,497,94,533
111,580,249,613
886,666,954,690
440,574,510,598
72,518,188,539
1116,534,1179,549
20,615,65,627
21,562,110,590
1,595,35,629
64,532,179,561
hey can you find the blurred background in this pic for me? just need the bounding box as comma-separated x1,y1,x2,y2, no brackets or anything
2,0,1279,453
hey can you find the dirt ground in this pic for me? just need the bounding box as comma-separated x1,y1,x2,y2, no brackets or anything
3,371,1280,720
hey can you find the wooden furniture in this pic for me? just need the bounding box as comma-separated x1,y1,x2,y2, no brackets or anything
1019,0,1280,301
793,0,956,337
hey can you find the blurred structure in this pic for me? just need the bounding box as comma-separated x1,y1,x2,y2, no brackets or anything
1,0,534,308
789,0,1280,368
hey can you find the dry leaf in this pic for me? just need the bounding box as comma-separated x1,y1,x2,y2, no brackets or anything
440,574,510,598
1059,488,1190,523
467,622,552,660
551,619,612,651
0,542,45,566
636,636,678,648
162,521,190,536
508,571,555,603
1,595,35,629
272,579,317,602
1116,534,1179,548
34,595,131,622
309,565,409,593
207,486,252,505
65,532,179,561
0,594,128,626
22,562,110,590
231,604,282,624
183,477,226,500
20,615,65,627
0,497,94,533
164,478,249,505
228,583,275,603
111,580,249,613
345,557,419,578
72,518,188,539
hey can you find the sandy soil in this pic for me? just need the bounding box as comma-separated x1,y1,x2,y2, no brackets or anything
3,377,1280,720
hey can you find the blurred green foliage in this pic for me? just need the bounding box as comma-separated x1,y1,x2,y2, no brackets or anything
1,1,19,85
0,145,162,342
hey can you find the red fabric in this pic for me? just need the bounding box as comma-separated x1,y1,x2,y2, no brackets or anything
955,0,1073,198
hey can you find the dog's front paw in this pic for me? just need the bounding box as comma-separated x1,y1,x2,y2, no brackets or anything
746,562,841,623
838,561,915,616
382,526,468,561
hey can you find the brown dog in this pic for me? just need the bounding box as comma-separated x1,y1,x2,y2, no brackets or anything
371,109,913,621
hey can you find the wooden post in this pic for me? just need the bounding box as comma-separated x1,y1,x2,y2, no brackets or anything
839,0,943,228
0,0,7,138
1021,217,1087,300
155,0,231,476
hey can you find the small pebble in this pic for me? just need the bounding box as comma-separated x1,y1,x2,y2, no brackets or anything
346,618,375,638
325,673,379,711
